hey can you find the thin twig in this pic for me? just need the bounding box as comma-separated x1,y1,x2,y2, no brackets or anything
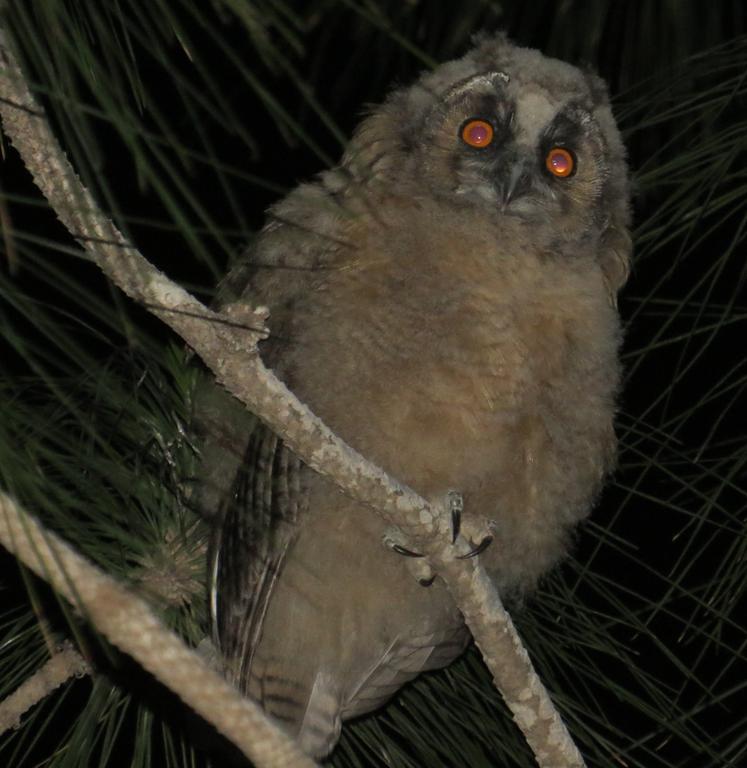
0,643,89,736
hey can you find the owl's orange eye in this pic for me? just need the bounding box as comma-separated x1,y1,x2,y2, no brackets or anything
461,119,494,148
545,147,575,178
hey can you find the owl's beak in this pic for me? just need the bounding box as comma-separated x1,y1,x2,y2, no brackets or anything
499,158,532,209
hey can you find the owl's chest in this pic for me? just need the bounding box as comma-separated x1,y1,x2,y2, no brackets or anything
283,228,619,501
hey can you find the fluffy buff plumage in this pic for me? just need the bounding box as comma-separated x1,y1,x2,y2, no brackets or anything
196,34,631,758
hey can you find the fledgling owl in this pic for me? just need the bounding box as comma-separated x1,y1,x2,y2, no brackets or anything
195,34,631,758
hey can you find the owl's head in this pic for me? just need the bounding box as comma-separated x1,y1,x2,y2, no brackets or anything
344,35,631,296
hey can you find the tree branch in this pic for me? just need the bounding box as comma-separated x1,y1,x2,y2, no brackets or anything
0,643,89,736
0,492,317,768
0,28,585,768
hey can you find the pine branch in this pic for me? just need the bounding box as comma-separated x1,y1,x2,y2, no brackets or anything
0,642,89,736
0,27,585,768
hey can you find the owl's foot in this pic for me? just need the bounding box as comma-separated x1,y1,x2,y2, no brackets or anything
384,490,494,565
384,490,464,559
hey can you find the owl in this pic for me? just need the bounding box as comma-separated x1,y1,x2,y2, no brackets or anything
195,34,631,758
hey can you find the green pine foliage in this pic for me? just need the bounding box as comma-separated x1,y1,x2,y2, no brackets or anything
0,2,744,767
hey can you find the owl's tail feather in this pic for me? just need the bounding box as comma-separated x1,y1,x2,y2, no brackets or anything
247,664,341,759
296,671,342,758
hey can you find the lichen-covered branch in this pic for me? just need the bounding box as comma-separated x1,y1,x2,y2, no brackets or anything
0,492,317,768
0,29,585,768
434,554,585,767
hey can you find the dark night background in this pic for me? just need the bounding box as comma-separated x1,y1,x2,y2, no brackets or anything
0,2,745,767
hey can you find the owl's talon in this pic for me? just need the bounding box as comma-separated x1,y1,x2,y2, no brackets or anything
457,535,494,559
384,530,434,583
391,543,425,558
448,490,464,544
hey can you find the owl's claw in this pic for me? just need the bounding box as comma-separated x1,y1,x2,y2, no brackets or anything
384,529,424,557
443,491,492,559
457,535,494,559
383,529,435,584
391,543,425,558
448,490,463,543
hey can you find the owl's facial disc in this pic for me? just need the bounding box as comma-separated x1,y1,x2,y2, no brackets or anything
410,68,606,229
464,101,597,220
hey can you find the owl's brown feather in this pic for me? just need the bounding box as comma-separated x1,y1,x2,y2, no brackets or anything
198,34,631,758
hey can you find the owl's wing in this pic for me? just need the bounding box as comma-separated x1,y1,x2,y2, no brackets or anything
203,184,344,686
209,419,308,690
